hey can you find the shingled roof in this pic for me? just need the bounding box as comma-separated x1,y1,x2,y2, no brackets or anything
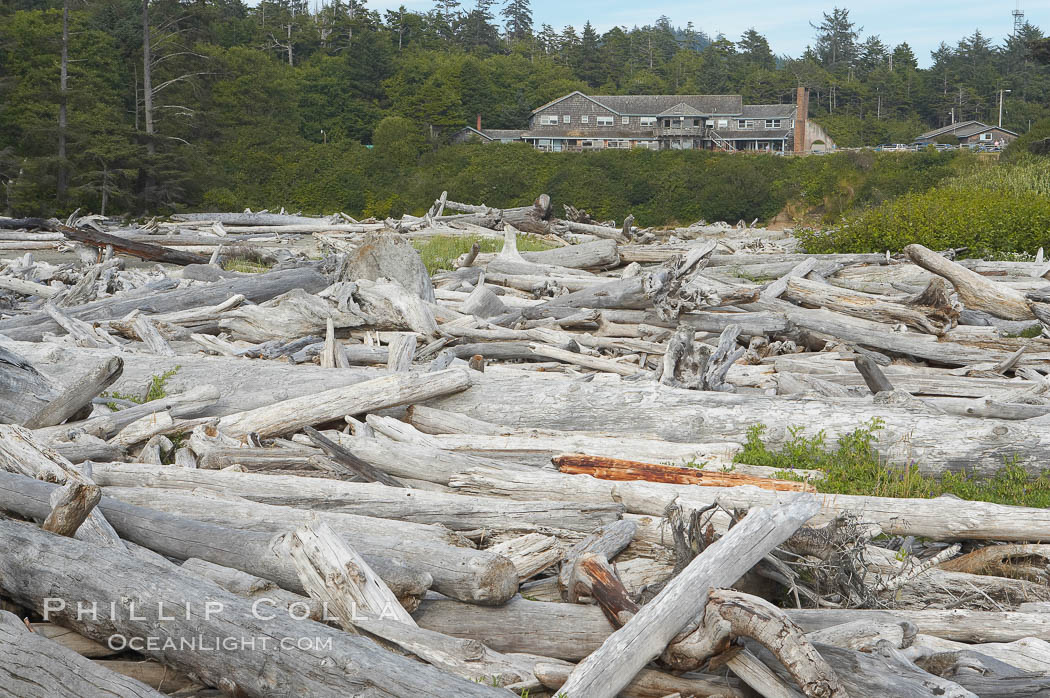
588,94,743,116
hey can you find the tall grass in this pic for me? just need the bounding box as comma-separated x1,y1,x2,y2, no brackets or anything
412,234,554,274
736,419,1050,507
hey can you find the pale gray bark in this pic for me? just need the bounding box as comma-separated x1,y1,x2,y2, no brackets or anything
0,518,505,698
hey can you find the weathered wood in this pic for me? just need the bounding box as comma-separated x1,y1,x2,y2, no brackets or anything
906,243,1035,320
0,424,124,548
784,275,956,334
0,610,164,698
286,520,417,627
22,356,123,430
556,494,819,698
558,519,636,603
178,557,324,620
90,461,624,533
56,223,210,266
0,470,434,606
215,368,471,439
40,481,101,537
102,485,467,547
450,464,1050,542
708,590,848,698
0,267,328,342
0,344,58,425
302,425,405,487
427,370,1050,476
0,518,505,698
534,661,749,698
853,355,894,394
553,454,815,492
336,231,436,302
386,333,416,372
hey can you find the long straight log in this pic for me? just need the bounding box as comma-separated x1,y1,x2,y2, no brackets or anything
0,518,504,698
450,464,1050,542
557,494,819,697
427,371,1050,476
0,470,435,608
215,368,471,439
413,597,1050,662
553,454,813,492
89,461,623,533
101,486,466,547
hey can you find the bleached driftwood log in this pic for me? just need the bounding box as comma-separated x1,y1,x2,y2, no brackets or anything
906,243,1036,320
102,486,467,547
0,345,57,424
450,465,1050,541
0,425,124,548
0,267,328,341
21,356,123,429
0,469,434,607
0,610,164,698
215,368,471,439
89,461,623,533
0,518,505,698
783,275,957,334
428,371,1050,476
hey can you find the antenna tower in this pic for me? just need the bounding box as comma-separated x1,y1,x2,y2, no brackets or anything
1013,1,1025,36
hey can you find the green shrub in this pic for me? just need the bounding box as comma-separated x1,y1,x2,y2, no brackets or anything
737,419,1050,507
798,185,1050,254
1005,117,1050,159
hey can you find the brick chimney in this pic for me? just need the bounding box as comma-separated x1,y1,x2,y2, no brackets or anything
476,114,482,131
793,87,809,154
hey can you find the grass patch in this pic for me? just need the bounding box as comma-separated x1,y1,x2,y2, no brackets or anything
413,234,555,274
223,257,273,273
736,418,1050,508
102,366,180,407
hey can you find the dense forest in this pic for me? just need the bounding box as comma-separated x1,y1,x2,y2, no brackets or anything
1,0,1049,217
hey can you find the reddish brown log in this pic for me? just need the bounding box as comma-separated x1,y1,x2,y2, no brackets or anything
58,223,208,266
578,553,639,627
553,453,815,493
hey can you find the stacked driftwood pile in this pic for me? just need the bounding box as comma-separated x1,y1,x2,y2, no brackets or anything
1,196,1050,697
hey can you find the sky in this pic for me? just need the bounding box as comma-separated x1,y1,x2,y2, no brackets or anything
359,0,1049,68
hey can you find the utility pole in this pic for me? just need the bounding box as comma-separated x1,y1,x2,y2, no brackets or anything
998,88,1011,127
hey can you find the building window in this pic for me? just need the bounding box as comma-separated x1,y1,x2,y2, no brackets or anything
622,116,630,125
539,115,558,125
640,117,656,127
717,119,728,129
581,115,589,123
765,119,782,128
693,119,700,127
562,115,570,123
738,120,757,130
980,132,992,141
596,116,614,126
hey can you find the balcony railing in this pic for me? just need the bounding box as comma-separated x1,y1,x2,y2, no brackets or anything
653,125,706,137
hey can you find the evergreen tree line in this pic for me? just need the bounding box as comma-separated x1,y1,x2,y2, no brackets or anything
1,0,1048,216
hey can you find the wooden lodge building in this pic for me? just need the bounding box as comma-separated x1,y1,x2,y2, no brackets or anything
912,120,1018,147
454,88,834,154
